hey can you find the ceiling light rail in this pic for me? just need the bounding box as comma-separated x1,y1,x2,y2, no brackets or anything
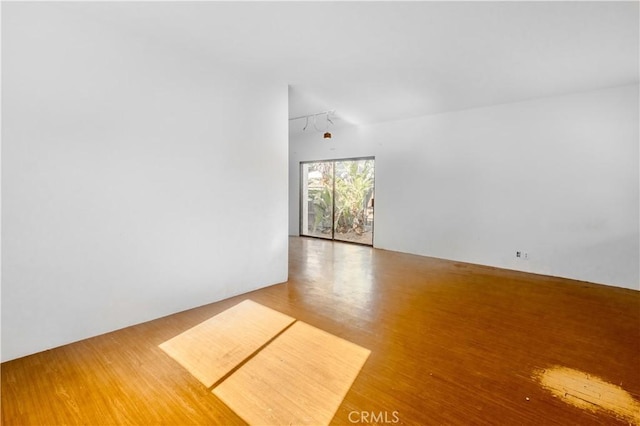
289,110,335,139
288,110,336,122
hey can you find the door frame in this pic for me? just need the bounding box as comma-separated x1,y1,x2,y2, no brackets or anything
299,156,375,246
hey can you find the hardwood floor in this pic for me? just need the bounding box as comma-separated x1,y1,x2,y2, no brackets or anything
2,237,639,425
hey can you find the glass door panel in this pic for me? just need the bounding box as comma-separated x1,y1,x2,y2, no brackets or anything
300,161,334,239
333,159,375,245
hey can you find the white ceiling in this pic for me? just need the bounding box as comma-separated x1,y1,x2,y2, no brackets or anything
58,1,638,128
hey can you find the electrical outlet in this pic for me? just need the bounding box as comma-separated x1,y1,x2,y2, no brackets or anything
524,252,529,260
516,251,521,258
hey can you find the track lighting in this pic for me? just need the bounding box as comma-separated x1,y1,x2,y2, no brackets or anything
289,110,335,139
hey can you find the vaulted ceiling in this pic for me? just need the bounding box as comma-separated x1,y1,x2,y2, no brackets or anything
52,2,639,129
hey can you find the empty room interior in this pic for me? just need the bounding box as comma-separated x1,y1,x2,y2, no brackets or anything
2,2,639,425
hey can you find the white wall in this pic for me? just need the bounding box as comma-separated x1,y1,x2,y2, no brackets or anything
290,85,639,290
2,4,289,361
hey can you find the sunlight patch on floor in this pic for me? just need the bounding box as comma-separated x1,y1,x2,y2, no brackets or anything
534,366,640,425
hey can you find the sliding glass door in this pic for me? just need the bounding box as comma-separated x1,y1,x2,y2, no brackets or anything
300,161,334,239
300,157,374,246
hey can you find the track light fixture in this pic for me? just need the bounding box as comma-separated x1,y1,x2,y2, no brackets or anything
289,110,335,139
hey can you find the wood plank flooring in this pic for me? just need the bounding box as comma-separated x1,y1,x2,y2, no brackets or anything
213,321,370,425
2,237,639,425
